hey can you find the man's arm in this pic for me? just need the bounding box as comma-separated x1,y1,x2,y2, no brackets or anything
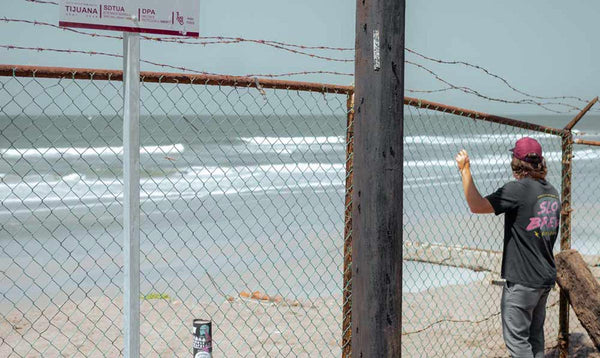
455,149,494,214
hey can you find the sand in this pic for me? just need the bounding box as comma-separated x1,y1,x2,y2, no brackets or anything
2,270,599,357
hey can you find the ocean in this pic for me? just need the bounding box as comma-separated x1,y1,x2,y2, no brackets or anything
1,112,599,310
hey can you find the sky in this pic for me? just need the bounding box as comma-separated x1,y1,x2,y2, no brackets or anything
1,0,599,115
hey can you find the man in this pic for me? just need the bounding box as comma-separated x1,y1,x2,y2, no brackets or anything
455,137,561,358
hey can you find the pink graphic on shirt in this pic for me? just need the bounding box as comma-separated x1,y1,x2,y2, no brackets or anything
526,197,560,232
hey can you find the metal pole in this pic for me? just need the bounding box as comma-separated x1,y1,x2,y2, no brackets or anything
123,31,141,358
403,97,568,137
564,96,598,131
560,96,596,358
342,92,355,358
558,132,573,358
352,0,404,356
575,139,600,147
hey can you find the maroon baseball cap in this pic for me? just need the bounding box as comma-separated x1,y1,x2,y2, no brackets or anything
510,137,543,162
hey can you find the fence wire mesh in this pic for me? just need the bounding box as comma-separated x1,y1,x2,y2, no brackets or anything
0,68,350,357
0,73,124,357
400,104,564,357
567,137,600,357
572,140,600,256
1,66,598,358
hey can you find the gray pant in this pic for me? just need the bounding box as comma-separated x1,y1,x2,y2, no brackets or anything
501,281,551,358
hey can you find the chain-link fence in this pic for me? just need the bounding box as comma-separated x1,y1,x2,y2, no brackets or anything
342,98,599,357
567,137,600,357
400,102,565,357
1,65,598,357
0,66,351,357
572,139,600,256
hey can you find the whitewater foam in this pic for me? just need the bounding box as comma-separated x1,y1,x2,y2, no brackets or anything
0,144,184,159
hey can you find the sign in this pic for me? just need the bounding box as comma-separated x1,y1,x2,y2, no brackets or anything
59,0,199,36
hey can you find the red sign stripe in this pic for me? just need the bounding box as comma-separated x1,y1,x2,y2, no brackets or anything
58,21,200,37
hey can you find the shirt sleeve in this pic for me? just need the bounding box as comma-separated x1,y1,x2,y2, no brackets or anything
485,181,522,216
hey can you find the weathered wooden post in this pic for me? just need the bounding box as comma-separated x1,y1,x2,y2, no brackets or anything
556,249,600,351
351,0,405,356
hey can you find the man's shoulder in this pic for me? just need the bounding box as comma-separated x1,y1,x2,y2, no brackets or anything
502,180,524,191
518,178,559,195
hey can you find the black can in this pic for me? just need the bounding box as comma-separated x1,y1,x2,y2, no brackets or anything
192,319,212,358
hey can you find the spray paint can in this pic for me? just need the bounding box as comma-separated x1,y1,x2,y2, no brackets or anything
192,319,212,358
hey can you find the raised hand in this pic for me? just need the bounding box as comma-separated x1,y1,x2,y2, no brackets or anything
455,149,470,172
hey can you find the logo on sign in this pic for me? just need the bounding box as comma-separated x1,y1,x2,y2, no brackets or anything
176,12,184,25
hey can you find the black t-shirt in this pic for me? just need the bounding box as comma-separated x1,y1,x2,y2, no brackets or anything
485,178,560,288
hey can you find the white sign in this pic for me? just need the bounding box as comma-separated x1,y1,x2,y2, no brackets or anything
59,0,199,36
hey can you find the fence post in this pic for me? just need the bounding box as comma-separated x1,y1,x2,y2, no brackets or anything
123,32,141,358
558,132,573,358
352,0,404,356
557,96,598,357
342,92,354,358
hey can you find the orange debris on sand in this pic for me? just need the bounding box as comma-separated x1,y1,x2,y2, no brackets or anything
237,291,293,305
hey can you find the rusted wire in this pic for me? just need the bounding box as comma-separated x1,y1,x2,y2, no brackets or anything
244,70,352,78
406,48,592,105
407,60,583,113
1,18,354,62
406,86,454,94
0,45,353,79
154,36,354,62
159,36,355,51
1,43,587,111
0,64,354,94
4,17,593,113
11,6,598,113
24,0,57,4
402,299,559,336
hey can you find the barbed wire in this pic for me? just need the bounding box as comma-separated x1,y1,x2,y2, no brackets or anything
245,70,352,78
406,86,454,94
407,60,583,113
159,36,355,51
154,36,354,62
24,0,57,4
25,1,352,51
402,298,560,336
0,41,589,112
406,48,591,105
0,43,584,110
402,311,501,336
1,18,353,62
1,18,123,39
0,44,354,79
22,1,355,53
7,14,594,112
19,0,596,112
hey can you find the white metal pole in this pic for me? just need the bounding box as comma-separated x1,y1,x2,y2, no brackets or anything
123,31,141,358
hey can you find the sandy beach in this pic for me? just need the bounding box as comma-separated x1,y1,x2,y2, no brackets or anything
2,267,599,357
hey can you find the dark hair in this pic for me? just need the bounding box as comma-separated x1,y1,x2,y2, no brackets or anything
511,154,547,180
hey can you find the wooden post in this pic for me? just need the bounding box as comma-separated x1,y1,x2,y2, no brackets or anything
559,133,573,357
352,0,404,356
342,93,355,358
556,249,600,351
